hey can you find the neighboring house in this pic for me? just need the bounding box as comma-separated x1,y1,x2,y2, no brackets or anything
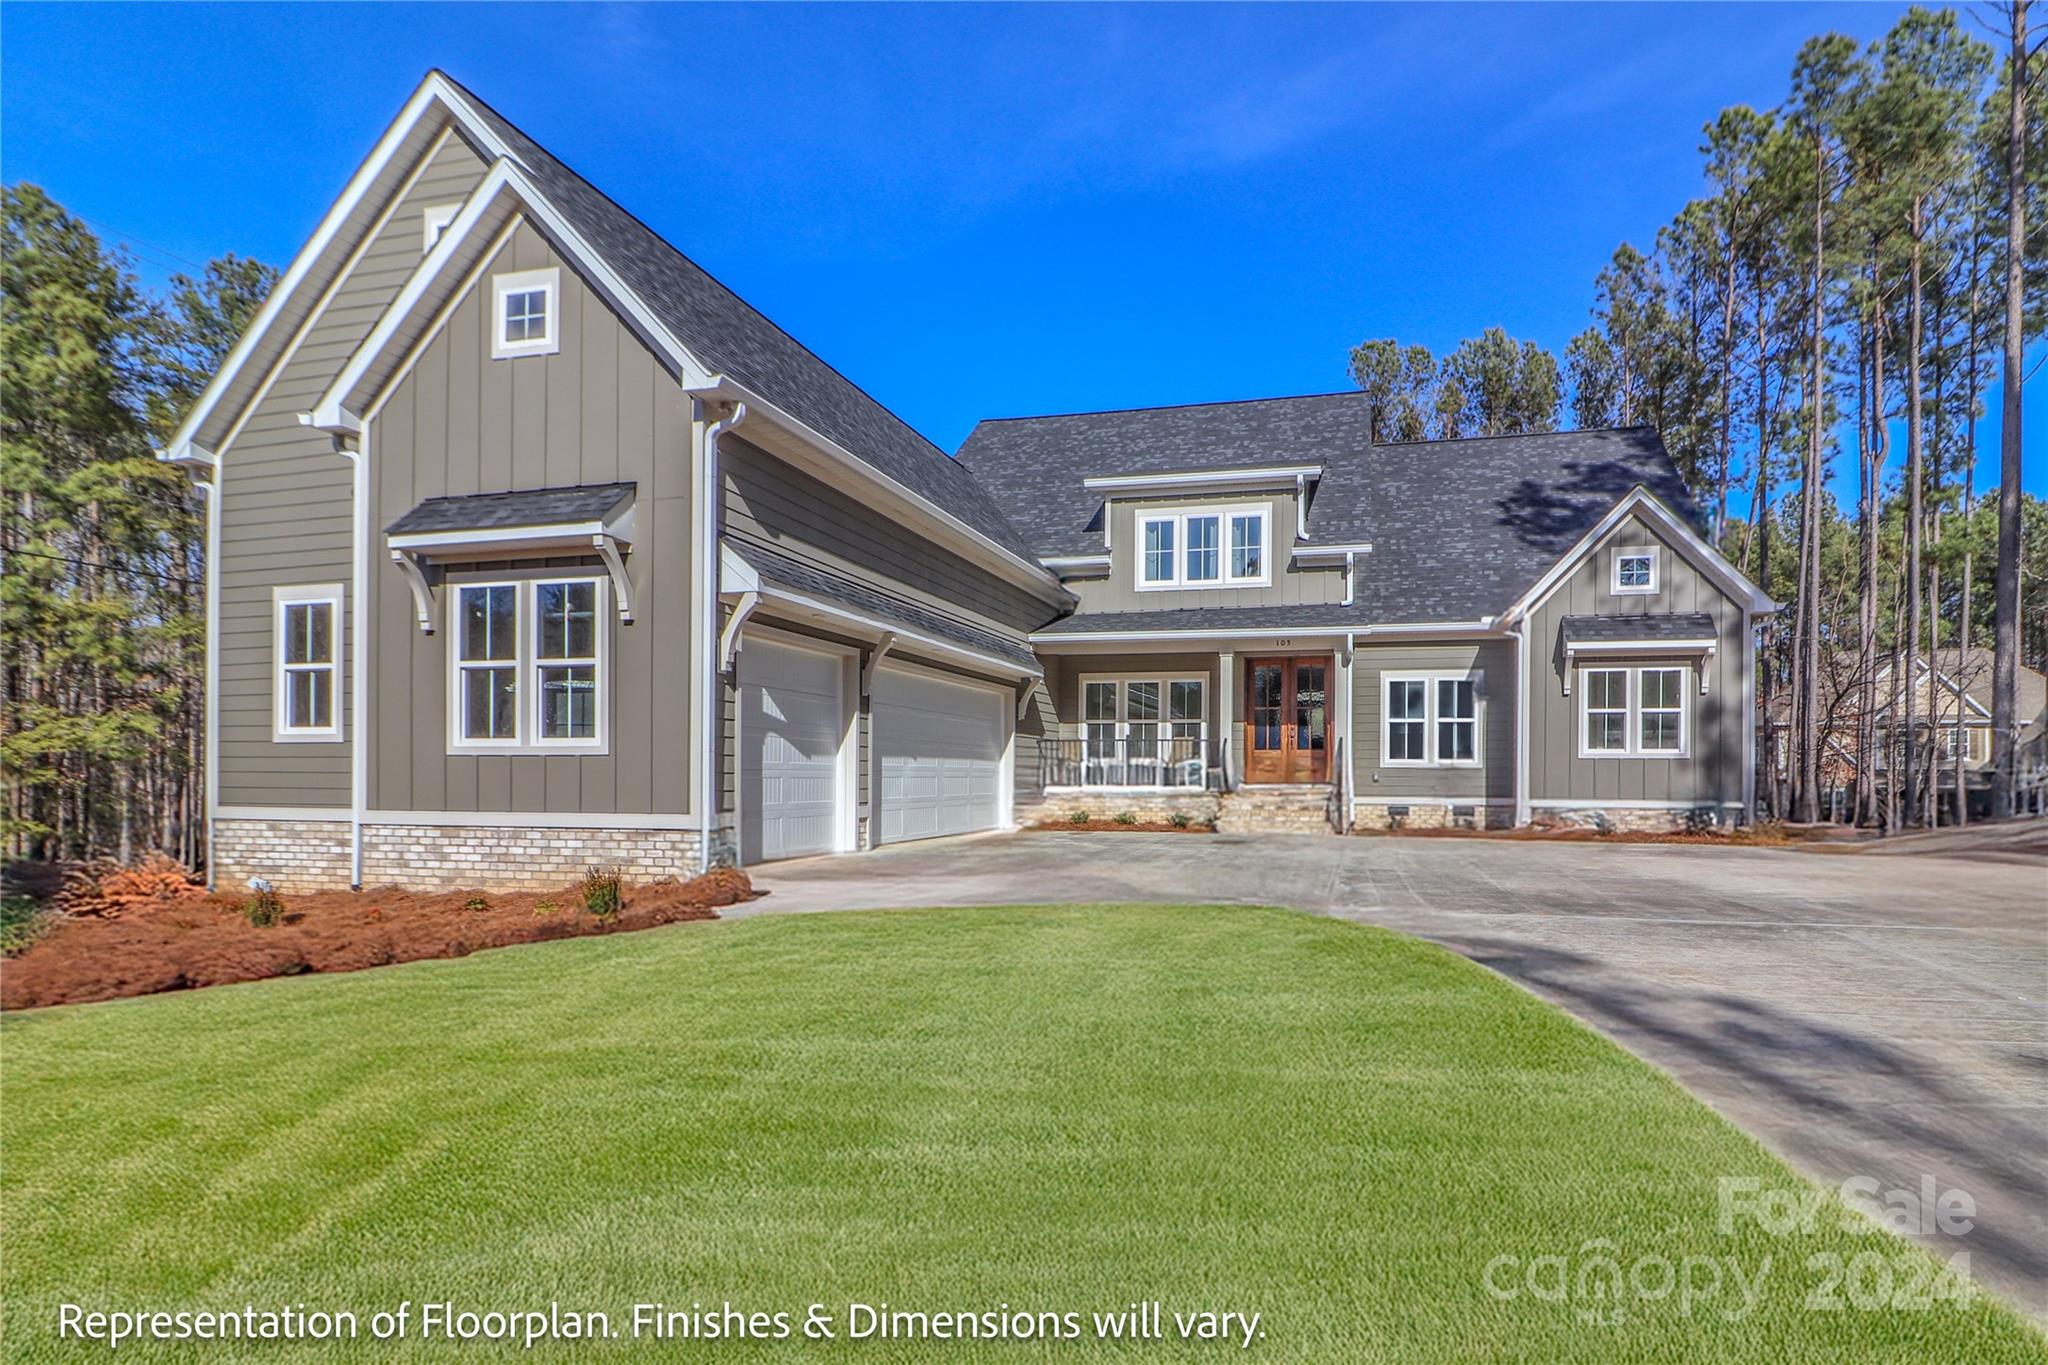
165,73,1775,893
1761,650,2048,821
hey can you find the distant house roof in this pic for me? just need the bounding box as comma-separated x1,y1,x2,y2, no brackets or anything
731,540,1038,672
959,398,1706,626
1561,612,1718,644
438,74,1038,566
386,482,634,536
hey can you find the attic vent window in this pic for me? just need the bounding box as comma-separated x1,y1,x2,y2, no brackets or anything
421,202,461,251
491,267,560,359
1613,547,1658,594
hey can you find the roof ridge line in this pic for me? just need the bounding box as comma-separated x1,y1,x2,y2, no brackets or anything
970,390,1365,427
1368,425,1655,448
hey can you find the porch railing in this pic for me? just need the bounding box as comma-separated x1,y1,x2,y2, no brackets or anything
1041,736,1229,791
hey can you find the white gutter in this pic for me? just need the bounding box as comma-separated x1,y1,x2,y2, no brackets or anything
699,399,747,874
1080,464,1323,496
1360,618,1502,636
1030,626,1361,644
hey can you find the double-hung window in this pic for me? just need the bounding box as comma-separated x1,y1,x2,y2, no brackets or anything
1436,678,1477,763
1382,673,1481,767
491,267,560,359
1134,505,1270,589
275,586,342,740
451,577,607,752
1578,665,1689,757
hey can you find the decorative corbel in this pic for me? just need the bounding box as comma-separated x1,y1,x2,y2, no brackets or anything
719,590,759,673
390,549,437,634
1016,678,1038,722
861,632,898,699
592,533,635,623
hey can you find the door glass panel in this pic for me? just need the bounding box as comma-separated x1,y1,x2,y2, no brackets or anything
1251,664,1283,750
1294,663,1326,751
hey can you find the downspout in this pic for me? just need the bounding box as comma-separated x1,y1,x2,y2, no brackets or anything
196,465,221,889
339,437,368,888
698,399,748,873
1511,616,1530,828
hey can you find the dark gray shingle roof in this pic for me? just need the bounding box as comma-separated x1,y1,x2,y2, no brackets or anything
440,73,1037,566
733,541,1037,672
957,392,1379,560
1561,612,1718,643
1356,428,1700,624
1035,604,1373,636
387,482,633,536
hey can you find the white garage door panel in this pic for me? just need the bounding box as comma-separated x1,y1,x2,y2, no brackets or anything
740,639,844,863
873,667,1005,845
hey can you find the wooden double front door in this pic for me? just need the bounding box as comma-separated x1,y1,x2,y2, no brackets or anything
1242,656,1330,784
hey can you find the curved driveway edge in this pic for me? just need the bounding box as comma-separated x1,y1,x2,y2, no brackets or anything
746,829,2048,1318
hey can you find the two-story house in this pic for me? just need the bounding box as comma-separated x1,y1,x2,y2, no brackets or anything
166,73,1775,892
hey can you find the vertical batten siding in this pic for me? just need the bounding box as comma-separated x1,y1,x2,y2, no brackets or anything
216,132,490,808
1523,514,1746,806
1350,640,1515,802
367,222,693,816
1061,490,1347,615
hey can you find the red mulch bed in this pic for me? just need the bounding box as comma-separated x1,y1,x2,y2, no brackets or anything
1030,819,1215,834
1,869,754,1012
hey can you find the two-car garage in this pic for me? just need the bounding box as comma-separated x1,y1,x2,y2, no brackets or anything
736,630,1011,864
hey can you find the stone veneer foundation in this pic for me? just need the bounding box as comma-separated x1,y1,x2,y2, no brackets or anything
1025,791,1224,826
1352,801,1517,832
211,817,715,893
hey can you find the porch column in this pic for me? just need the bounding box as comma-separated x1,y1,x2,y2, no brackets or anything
1217,650,1236,788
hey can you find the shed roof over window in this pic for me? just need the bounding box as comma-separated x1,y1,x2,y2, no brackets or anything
1560,612,1717,646
386,482,635,538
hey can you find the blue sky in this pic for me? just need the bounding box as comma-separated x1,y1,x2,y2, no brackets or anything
4,2,2037,501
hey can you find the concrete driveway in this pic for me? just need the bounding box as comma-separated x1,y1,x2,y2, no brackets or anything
749,827,2048,1315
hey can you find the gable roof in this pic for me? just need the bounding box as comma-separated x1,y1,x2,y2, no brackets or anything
434,74,1038,567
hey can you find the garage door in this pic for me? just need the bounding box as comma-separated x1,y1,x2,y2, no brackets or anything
739,638,845,863
872,665,1006,845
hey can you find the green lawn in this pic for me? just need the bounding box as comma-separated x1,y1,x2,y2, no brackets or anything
3,905,2037,1362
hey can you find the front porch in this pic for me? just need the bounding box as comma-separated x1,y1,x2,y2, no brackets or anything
1023,635,1357,828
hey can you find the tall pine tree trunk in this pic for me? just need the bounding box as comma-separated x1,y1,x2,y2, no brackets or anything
1904,211,1925,826
1991,0,2029,818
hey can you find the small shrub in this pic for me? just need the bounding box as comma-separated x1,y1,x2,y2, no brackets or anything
1113,810,1138,826
1067,809,1092,825
462,895,490,913
581,865,624,918
533,898,559,917
1168,811,1192,829
1,894,50,957
241,887,286,928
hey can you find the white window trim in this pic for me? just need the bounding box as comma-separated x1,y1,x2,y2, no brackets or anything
421,201,462,251
1611,545,1659,595
1132,504,1271,591
1061,673,1209,790
273,584,344,742
1577,664,1691,759
491,266,560,359
447,575,609,755
1378,671,1484,769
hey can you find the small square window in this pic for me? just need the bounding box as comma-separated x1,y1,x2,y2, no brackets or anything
1613,547,1657,594
491,268,560,359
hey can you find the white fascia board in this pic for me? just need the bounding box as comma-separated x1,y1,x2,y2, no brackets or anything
687,376,1069,607
159,73,517,465
1564,638,1719,653
1360,619,1502,637
386,518,620,556
1029,625,1359,645
1291,542,1373,562
1042,554,1111,569
754,581,1040,682
1501,485,1777,625
1081,465,1323,496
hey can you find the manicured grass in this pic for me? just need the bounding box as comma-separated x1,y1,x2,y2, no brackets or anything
3,906,2037,1361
